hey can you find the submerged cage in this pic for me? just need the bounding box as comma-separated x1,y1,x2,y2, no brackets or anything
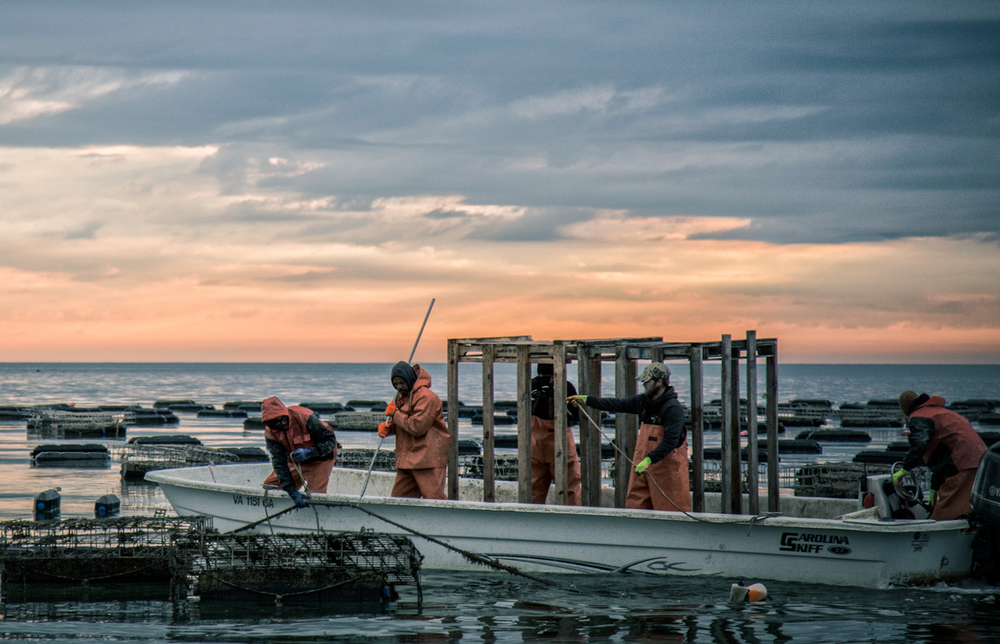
0,516,209,592
178,530,422,606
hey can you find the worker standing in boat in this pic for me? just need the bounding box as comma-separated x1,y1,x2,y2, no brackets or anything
567,362,690,512
893,391,987,520
530,363,582,505
261,396,338,507
378,361,450,499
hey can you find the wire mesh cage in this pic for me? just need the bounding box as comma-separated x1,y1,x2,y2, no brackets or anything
117,445,240,479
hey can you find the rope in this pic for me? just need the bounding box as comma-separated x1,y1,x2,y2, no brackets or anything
202,571,374,605
347,502,553,586
5,560,165,584
574,404,771,527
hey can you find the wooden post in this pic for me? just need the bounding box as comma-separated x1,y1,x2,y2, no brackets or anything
729,342,742,513
614,346,631,508
578,345,600,506
481,343,496,503
447,339,460,500
516,345,532,503
720,334,733,514
689,344,705,512
746,330,759,515
553,342,569,505
767,346,780,513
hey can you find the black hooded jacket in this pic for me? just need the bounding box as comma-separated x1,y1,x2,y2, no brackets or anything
584,386,686,463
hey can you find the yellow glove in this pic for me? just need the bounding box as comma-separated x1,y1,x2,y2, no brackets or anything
891,469,908,486
635,456,652,475
566,395,587,407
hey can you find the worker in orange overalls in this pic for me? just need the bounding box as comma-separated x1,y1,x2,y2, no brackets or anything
568,362,690,512
378,361,450,499
261,396,338,507
893,391,987,520
530,363,581,505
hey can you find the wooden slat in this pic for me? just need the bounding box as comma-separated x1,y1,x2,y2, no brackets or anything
579,353,602,506
729,343,742,513
746,330,759,515
689,344,705,512
767,351,780,513
720,334,733,514
482,344,496,503
614,347,630,508
516,346,532,503
447,339,460,500
553,342,569,505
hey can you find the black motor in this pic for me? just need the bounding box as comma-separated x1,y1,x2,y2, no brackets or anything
970,441,1000,584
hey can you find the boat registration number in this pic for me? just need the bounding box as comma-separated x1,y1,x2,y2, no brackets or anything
232,494,275,508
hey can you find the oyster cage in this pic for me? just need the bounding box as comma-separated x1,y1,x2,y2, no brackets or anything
181,530,423,605
0,517,422,608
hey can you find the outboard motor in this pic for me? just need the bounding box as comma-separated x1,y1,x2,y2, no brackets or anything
970,441,1000,584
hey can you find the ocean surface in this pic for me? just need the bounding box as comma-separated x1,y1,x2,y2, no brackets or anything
0,362,998,643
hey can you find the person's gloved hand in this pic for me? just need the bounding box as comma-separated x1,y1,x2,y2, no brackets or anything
291,448,314,463
384,401,396,417
288,490,308,508
635,456,652,475
378,422,391,438
928,489,937,506
892,468,909,486
566,395,588,407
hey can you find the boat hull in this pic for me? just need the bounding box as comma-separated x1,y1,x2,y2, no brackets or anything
147,463,975,589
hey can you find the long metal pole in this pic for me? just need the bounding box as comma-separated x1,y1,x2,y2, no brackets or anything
359,298,436,502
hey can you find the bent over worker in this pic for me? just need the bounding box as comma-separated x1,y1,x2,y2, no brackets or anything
530,363,581,505
261,396,338,507
894,391,987,520
378,361,450,499
568,362,690,512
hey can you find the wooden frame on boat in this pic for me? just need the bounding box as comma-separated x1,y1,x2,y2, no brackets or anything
445,333,779,515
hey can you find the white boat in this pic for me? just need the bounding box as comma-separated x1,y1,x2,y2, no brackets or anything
146,463,978,589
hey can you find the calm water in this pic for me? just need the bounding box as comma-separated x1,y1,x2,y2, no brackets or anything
0,363,998,643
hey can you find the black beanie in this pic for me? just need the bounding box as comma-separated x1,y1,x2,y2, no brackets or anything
391,361,417,389
537,363,554,376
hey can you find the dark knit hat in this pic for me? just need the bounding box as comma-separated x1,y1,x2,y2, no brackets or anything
391,361,417,389
537,363,554,376
899,391,930,416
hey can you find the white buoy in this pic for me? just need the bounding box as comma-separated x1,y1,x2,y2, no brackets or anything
730,582,768,602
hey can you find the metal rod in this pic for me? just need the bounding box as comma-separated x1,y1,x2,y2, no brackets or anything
359,298,436,502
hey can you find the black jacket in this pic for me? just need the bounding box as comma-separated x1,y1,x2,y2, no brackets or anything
585,387,686,463
531,375,579,424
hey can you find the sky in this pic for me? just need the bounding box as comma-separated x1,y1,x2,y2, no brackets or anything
1,2,998,364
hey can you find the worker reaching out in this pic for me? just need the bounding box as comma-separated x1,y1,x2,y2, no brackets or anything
568,362,690,512
379,361,450,499
261,396,338,507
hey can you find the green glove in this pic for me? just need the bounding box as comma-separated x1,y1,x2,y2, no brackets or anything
891,469,908,486
928,489,937,505
635,456,652,475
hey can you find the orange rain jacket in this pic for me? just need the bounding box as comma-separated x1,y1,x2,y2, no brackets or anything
262,396,338,493
385,364,450,470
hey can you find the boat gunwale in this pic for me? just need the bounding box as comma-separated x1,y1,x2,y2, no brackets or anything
146,464,972,535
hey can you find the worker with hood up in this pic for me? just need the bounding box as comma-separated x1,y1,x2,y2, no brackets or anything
530,362,582,505
893,391,987,520
261,396,338,507
378,361,450,499
568,362,690,512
